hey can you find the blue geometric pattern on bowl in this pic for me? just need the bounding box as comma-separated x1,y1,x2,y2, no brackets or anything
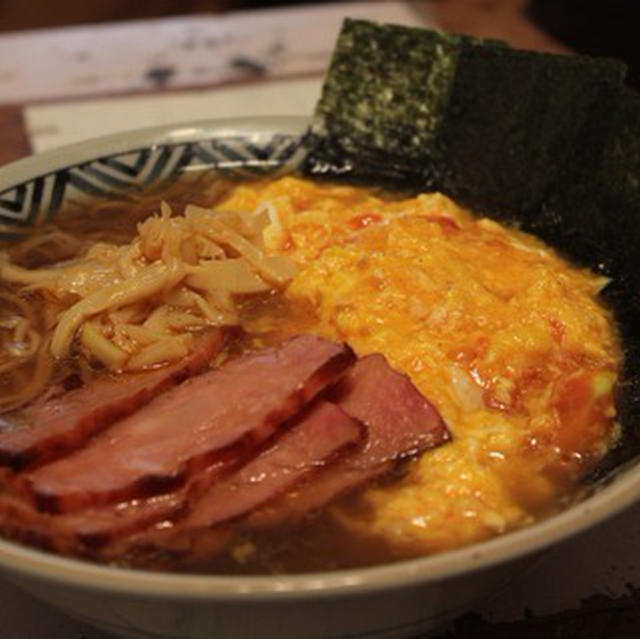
0,133,304,233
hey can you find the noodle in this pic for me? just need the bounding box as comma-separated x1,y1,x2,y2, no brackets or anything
50,261,186,358
0,194,295,410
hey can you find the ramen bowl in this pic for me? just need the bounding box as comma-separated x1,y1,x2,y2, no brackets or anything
0,117,639,639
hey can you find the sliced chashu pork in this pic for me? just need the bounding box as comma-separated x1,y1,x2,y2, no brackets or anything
22,335,355,513
0,340,451,569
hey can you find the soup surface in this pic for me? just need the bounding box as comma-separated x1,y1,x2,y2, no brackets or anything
0,175,620,572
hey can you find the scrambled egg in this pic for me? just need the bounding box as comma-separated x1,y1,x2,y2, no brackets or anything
217,177,620,555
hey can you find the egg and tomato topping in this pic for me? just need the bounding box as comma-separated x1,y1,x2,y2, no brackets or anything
216,176,619,555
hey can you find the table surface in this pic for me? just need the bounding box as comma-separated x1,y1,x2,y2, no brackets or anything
1,2,639,638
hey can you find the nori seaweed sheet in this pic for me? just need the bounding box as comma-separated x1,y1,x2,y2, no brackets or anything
303,19,640,478
305,20,506,186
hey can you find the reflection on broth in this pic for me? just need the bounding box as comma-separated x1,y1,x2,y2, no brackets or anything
0,175,621,573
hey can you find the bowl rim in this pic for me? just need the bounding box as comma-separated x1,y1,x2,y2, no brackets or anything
1,115,639,601
0,115,309,195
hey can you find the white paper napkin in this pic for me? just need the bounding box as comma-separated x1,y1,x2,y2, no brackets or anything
25,77,322,152
1,2,426,105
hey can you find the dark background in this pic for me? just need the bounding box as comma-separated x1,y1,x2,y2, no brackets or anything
527,0,639,88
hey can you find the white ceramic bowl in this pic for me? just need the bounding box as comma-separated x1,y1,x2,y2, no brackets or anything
1,117,639,639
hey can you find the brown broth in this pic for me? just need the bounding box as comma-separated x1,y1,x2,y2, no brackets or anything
0,173,622,574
